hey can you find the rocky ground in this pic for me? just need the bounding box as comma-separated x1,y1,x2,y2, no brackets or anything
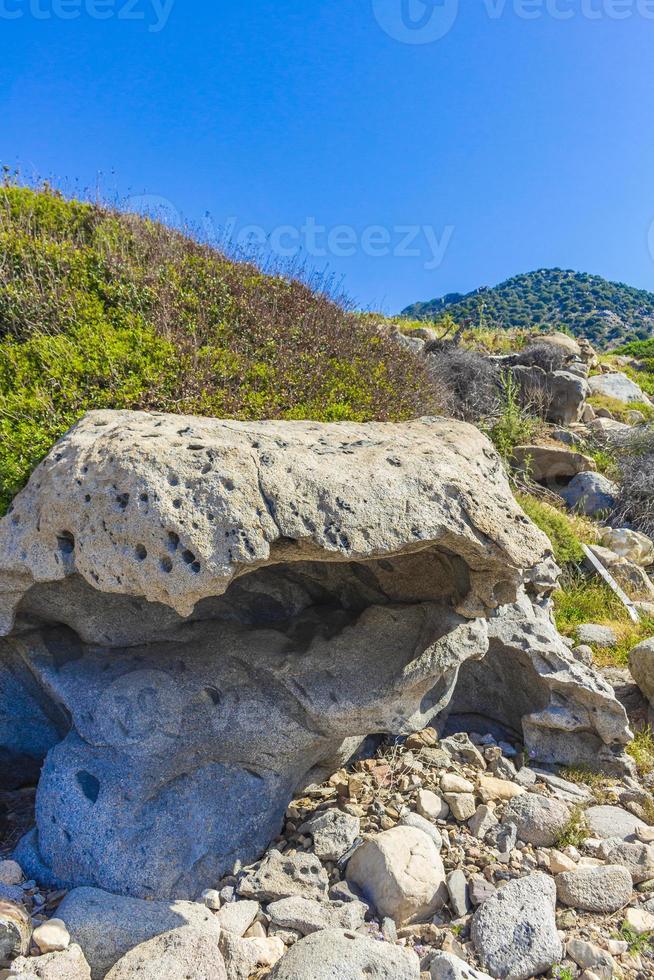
2,721,654,979
4,331,654,979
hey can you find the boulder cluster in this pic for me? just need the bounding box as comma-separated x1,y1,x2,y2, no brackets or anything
3,723,654,978
1,376,654,978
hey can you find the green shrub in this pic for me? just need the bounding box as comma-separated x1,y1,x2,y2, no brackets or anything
516,494,595,565
0,183,443,514
485,371,541,460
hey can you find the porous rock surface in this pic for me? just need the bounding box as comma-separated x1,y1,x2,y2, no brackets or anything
0,410,631,900
266,927,421,980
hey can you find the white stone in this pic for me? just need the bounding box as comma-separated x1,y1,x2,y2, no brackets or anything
33,918,71,954
444,794,477,822
440,774,474,794
200,889,221,911
216,900,260,937
416,789,449,822
477,776,524,803
346,826,446,926
624,906,654,935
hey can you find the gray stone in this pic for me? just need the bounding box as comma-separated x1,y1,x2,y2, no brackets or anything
267,928,421,979
468,805,498,840
576,624,618,649
298,809,360,862
555,865,633,912
8,945,91,980
104,927,227,980
589,371,648,404
399,812,443,849
566,939,614,980
561,472,619,517
443,590,631,776
587,545,654,601
471,873,562,979
266,895,367,935
469,878,496,907
215,900,260,937
530,769,593,805
238,851,328,903
501,794,571,847
446,870,470,918
429,951,492,979
1,411,556,900
511,365,589,426
218,933,285,980
486,822,517,860
56,887,220,980
606,841,654,883
585,805,646,841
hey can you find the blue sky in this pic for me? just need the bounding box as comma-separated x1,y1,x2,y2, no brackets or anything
1,0,654,313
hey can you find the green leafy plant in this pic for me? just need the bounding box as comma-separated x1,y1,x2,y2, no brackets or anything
618,924,654,954
556,807,590,849
486,371,540,460
516,493,597,566
0,182,444,515
627,727,654,776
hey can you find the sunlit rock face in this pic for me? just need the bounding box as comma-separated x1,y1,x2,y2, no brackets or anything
0,411,630,899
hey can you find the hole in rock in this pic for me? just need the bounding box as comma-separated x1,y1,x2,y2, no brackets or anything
76,771,100,803
135,544,147,562
56,531,75,555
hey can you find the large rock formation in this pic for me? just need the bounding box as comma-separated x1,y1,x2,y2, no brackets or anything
0,411,631,900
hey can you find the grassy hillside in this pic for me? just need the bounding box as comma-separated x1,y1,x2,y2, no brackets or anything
0,184,438,515
403,269,654,347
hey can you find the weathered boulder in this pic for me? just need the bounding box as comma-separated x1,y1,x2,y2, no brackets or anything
104,927,227,980
443,591,631,775
510,445,595,487
589,372,648,404
471,873,563,980
267,928,420,980
346,826,446,925
629,638,654,707
600,527,654,567
0,410,630,898
512,365,589,425
55,887,220,980
237,851,328,903
584,805,645,841
555,865,633,912
500,794,571,847
587,417,633,446
266,895,367,935
561,471,619,517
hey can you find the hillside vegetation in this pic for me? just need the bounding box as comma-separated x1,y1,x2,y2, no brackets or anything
403,268,654,347
0,185,439,515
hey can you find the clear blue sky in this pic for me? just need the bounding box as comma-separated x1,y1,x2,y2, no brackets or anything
2,0,654,313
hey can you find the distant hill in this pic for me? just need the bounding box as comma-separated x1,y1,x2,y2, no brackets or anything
402,269,654,347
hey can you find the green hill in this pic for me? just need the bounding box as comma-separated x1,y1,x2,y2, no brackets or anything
403,269,654,347
0,184,437,515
